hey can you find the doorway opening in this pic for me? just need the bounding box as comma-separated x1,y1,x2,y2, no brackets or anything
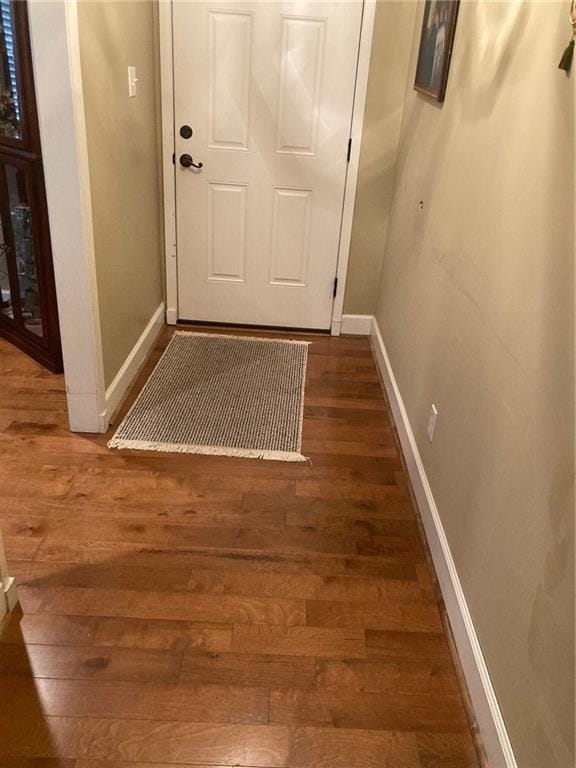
161,0,376,335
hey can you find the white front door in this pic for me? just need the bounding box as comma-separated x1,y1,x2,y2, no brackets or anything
173,0,363,329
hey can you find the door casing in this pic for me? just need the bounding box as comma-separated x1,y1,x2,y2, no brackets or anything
159,0,376,335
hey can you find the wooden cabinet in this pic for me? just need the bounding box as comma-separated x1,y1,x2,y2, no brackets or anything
0,0,62,372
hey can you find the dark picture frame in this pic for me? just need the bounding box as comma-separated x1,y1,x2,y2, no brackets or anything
414,0,460,102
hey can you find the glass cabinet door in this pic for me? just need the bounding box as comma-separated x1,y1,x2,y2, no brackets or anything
0,160,43,338
0,1,61,372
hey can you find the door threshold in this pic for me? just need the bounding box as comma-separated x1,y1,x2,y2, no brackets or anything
175,319,331,337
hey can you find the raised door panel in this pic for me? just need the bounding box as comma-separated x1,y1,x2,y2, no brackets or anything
208,183,247,282
270,187,311,286
275,16,326,156
208,11,252,151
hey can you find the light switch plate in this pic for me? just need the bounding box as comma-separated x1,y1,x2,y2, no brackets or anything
128,66,138,98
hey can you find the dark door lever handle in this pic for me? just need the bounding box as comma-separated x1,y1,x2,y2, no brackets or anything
179,153,203,169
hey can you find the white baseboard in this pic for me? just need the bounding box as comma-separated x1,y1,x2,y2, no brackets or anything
341,314,373,335
1,576,18,615
166,306,177,325
0,530,18,620
67,391,107,433
102,302,165,427
370,316,517,768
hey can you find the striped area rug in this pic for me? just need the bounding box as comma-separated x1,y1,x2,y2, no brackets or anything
108,331,309,462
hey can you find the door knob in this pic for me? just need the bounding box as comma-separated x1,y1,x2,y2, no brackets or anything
179,153,203,169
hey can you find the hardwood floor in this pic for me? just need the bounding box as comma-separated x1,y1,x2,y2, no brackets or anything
0,327,482,768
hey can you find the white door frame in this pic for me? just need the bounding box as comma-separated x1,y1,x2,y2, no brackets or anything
159,0,376,335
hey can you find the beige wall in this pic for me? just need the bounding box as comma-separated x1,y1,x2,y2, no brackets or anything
343,1,417,315
374,2,574,765
78,0,163,387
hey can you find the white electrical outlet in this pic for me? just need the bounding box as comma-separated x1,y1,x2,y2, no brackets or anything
128,66,138,98
427,404,438,442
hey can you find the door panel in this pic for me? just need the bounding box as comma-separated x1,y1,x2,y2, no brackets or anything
208,182,247,282
173,0,362,329
276,16,325,156
208,10,252,151
270,187,311,286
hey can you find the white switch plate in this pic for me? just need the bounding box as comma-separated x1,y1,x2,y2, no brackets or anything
427,404,438,442
128,66,138,98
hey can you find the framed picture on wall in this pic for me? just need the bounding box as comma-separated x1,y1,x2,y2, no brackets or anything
414,0,460,102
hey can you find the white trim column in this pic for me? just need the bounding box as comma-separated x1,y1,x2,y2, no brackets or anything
0,529,17,620
28,0,106,432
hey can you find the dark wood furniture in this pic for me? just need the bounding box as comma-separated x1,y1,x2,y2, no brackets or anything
0,0,62,372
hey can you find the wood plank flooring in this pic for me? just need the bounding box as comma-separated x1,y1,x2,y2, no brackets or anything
0,328,482,768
